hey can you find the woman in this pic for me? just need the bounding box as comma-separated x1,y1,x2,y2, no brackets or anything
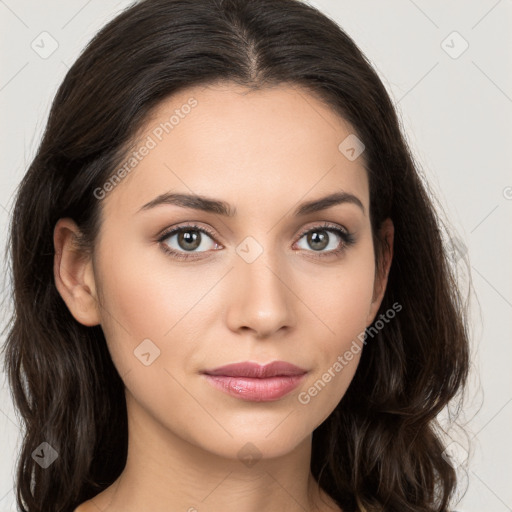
1,0,470,511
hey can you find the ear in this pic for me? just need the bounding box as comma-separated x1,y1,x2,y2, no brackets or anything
53,218,101,327
366,217,394,326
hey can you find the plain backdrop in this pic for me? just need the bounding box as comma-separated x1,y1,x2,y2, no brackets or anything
1,1,511,511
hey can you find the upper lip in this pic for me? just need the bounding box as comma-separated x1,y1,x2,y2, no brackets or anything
202,361,307,378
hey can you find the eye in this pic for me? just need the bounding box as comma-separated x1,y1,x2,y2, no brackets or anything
294,222,356,257
157,221,356,261
158,224,221,260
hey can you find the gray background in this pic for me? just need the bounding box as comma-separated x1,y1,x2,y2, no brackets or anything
1,1,511,510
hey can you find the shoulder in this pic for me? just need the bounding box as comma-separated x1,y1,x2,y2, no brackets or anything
73,502,93,512
72,485,117,511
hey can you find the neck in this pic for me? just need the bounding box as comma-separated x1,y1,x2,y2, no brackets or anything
86,391,340,512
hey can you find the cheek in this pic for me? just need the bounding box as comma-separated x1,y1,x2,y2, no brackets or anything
97,228,210,332
295,250,375,408
94,233,237,391
295,281,370,423
93,237,203,374
94,244,209,429
303,250,375,344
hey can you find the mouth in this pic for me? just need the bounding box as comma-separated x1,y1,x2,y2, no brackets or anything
202,360,307,378
201,361,308,402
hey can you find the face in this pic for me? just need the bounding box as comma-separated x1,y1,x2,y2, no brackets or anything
57,82,393,461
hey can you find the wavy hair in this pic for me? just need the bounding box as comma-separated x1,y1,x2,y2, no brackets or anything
1,0,470,510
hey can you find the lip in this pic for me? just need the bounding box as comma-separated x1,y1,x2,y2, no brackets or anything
201,361,308,402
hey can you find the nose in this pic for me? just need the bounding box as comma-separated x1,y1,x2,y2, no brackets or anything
225,243,297,339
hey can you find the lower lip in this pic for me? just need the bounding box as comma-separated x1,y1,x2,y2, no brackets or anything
203,374,307,402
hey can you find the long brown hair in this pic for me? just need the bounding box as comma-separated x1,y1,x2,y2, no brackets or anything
1,0,470,510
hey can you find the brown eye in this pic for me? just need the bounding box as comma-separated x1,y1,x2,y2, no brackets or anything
159,224,220,257
175,229,202,251
295,224,354,255
304,230,330,251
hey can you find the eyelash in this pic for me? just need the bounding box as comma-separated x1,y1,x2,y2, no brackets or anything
157,222,356,261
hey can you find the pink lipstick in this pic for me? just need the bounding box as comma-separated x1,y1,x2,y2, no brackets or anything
201,361,307,402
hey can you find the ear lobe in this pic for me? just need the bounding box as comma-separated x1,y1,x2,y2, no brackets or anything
53,218,101,327
366,218,394,326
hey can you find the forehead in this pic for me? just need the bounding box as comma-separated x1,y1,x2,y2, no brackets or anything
101,82,369,217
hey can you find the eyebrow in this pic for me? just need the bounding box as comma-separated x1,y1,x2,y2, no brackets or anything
137,191,365,216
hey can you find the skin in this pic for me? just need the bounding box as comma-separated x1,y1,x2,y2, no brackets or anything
54,82,394,512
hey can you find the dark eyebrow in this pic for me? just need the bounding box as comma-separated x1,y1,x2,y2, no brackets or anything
137,191,365,216
138,192,237,216
293,191,365,216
